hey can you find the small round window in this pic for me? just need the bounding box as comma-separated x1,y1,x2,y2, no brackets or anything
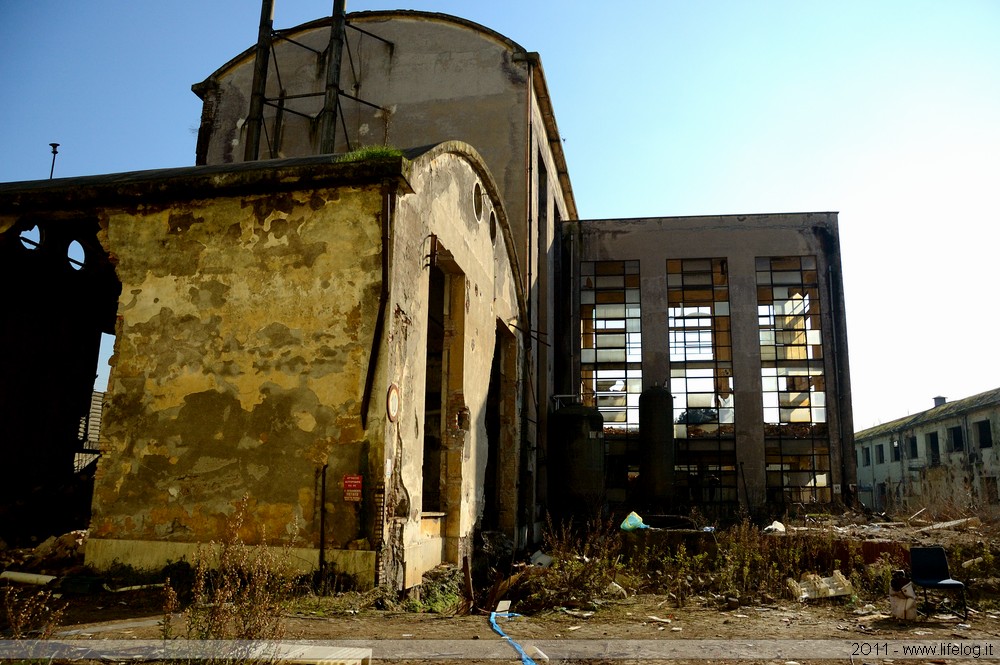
67,239,86,270
473,182,484,221
19,225,41,250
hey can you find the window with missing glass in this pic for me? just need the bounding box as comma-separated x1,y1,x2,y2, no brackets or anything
947,425,965,452
667,258,736,506
976,420,993,448
756,256,831,504
580,261,642,432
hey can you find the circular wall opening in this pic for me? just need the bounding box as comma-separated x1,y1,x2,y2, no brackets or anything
473,182,484,221
67,239,86,270
19,225,41,250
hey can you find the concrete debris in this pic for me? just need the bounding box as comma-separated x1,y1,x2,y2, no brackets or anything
916,517,982,533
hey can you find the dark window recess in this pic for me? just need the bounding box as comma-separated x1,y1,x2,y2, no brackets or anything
976,420,993,448
927,432,940,466
875,444,885,464
907,436,918,459
947,425,965,452
891,441,901,461
862,447,871,467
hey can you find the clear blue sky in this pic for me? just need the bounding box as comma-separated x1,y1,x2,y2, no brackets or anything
3,1,999,431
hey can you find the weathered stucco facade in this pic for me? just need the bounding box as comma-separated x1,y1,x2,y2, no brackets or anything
193,12,575,540
0,144,527,589
856,389,1000,513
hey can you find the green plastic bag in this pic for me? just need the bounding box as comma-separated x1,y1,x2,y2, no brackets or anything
620,511,649,531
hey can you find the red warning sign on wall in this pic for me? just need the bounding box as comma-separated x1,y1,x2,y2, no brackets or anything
343,474,363,502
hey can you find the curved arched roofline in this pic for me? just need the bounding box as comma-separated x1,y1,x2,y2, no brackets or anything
404,140,528,327
191,9,578,221
194,11,526,94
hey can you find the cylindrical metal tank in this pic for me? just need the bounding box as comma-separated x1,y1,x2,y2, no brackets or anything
639,385,675,507
548,404,605,522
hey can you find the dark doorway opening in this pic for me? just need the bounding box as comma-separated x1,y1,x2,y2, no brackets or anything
0,218,121,545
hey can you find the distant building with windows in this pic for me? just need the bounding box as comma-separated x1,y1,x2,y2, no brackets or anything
854,388,1000,512
561,213,855,515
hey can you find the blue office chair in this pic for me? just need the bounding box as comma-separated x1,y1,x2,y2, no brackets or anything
909,546,967,620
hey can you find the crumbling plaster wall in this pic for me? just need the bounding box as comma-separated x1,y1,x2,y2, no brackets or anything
381,147,522,588
88,183,386,576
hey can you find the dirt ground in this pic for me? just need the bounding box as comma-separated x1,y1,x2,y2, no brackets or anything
46,589,1000,664
8,516,1000,663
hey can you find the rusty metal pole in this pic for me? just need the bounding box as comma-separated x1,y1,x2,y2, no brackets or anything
319,0,347,154
244,0,275,162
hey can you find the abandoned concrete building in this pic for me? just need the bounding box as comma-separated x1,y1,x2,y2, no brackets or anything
855,389,1000,513
0,9,855,589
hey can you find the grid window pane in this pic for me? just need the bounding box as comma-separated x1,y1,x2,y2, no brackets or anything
580,261,642,432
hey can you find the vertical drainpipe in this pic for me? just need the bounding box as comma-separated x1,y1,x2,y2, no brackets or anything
244,0,274,162
523,54,537,539
361,181,393,429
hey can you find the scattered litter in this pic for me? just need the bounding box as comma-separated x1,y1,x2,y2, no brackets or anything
670,626,682,632
956,623,971,630
605,581,627,598
889,569,916,621
495,600,512,613
0,571,57,585
734,614,749,618
788,570,853,601
763,521,786,533
962,557,984,569
530,551,553,567
702,526,716,533
646,615,672,624
785,661,801,665
401,633,413,638
561,609,594,619
567,625,581,631
916,517,981,532
620,511,649,531
853,604,877,615
529,646,549,662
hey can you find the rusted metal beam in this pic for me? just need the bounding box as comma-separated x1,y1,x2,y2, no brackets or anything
244,0,274,161
319,0,347,154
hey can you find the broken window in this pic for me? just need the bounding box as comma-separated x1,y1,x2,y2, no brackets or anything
580,260,642,431
666,258,736,506
875,444,885,465
862,447,871,467
947,425,965,452
908,436,918,459
975,420,993,448
927,432,941,466
756,256,831,504
891,440,901,462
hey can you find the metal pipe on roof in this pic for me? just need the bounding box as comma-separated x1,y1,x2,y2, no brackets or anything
319,0,347,154
244,0,275,161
